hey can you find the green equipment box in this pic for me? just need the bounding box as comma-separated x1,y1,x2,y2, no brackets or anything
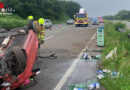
97,26,104,46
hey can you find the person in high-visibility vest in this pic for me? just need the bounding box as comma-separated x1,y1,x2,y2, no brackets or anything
27,15,33,21
33,18,45,45
22,15,34,32
27,15,34,30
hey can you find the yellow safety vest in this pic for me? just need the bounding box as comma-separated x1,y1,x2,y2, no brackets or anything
33,21,45,41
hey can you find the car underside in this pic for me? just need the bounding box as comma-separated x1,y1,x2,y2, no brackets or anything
0,29,39,90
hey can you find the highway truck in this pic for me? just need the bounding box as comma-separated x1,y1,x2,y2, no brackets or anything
74,8,89,27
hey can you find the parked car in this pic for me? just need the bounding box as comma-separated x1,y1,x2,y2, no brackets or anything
67,19,75,25
44,19,52,29
92,18,99,25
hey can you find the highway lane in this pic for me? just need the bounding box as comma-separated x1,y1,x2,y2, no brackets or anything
25,24,99,90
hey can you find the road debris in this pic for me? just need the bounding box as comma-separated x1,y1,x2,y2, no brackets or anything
87,79,100,90
105,47,117,59
97,69,120,80
69,80,100,90
81,53,101,61
118,27,126,32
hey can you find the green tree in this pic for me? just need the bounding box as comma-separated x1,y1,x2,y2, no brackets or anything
4,0,81,20
65,1,81,18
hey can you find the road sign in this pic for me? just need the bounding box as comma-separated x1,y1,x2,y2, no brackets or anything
97,26,104,46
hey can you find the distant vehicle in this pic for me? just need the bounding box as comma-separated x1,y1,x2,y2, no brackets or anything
99,19,104,23
67,19,75,25
74,8,89,27
44,19,52,29
92,18,99,25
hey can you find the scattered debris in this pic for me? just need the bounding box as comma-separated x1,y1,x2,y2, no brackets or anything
97,69,120,80
106,47,117,59
69,80,100,90
81,53,92,60
81,53,101,61
87,79,100,90
69,83,87,90
118,27,126,32
111,71,120,78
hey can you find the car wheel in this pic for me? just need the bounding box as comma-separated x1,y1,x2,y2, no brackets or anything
11,46,27,76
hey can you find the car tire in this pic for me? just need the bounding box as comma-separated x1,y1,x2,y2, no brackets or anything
11,46,27,75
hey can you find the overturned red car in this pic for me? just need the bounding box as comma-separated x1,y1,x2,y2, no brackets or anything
0,29,40,90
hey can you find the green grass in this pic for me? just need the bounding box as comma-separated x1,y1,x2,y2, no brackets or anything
0,14,69,29
0,15,26,29
128,20,130,22
100,21,130,90
53,19,68,24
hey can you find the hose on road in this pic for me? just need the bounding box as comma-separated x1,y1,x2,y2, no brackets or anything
38,54,58,59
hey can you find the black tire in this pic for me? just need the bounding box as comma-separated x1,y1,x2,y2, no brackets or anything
11,46,27,75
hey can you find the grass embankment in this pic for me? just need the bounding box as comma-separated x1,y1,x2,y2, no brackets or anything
0,15,27,29
100,21,130,90
0,14,69,29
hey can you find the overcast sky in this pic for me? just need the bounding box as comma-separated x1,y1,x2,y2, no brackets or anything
66,0,130,17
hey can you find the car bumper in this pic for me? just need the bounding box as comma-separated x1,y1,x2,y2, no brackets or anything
75,22,88,25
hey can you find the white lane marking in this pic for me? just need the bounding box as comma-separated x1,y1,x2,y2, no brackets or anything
44,36,55,40
54,33,97,90
91,33,97,40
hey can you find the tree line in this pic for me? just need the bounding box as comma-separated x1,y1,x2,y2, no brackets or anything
2,0,81,20
104,10,130,20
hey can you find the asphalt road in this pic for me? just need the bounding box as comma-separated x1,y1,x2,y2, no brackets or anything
24,24,100,90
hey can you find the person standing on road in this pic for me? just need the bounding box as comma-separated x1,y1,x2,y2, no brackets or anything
33,18,45,46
